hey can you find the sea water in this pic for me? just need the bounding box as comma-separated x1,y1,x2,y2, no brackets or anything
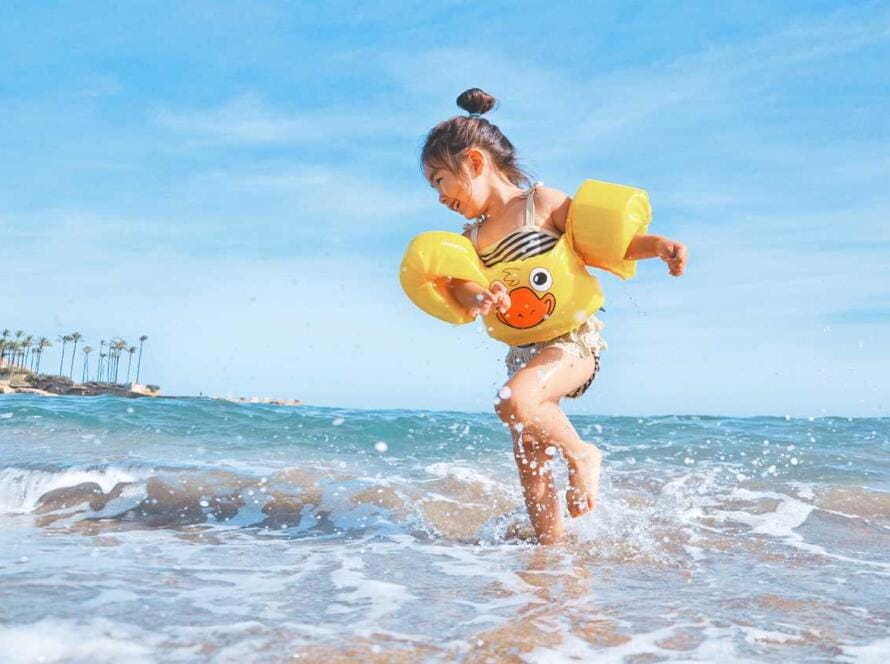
0,395,888,662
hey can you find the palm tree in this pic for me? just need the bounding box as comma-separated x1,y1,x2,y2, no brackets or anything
68,332,82,379
96,340,105,381
107,340,115,382
13,331,24,369
22,335,34,371
135,335,148,384
81,346,92,383
0,329,9,366
125,345,137,384
107,339,116,383
112,339,127,383
57,334,71,376
35,338,51,374
98,353,107,382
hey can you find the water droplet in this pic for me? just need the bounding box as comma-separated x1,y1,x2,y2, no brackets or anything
374,441,388,453
498,386,512,400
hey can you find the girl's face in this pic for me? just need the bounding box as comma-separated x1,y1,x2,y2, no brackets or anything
423,151,484,220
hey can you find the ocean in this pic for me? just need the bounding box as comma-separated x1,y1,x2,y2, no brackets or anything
1,395,888,662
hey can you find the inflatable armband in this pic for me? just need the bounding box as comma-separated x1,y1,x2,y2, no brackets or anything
567,179,651,280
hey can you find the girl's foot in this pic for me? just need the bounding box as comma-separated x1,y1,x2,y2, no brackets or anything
565,444,602,518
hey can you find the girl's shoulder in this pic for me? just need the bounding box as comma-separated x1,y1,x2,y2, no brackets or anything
534,184,572,233
535,184,572,208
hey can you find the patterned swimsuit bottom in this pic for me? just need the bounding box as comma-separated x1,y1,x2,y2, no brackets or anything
504,315,606,399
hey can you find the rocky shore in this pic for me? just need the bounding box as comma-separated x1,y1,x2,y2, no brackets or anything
0,372,160,398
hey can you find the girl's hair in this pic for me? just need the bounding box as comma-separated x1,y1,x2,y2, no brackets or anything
421,88,531,187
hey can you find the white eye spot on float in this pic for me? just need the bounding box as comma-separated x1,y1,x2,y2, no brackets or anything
529,267,552,292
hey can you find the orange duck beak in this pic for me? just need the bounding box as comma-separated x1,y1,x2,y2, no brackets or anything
496,287,556,329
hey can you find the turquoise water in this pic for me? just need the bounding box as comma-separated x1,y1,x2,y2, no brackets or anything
1,395,888,662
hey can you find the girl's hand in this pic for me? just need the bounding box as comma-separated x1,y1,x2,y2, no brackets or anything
655,238,688,276
451,279,511,318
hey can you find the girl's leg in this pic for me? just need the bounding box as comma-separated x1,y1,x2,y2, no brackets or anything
497,347,602,531
512,428,563,544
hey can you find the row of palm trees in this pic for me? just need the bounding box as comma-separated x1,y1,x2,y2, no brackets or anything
0,329,149,385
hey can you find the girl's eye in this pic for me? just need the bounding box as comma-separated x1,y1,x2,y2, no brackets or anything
529,268,553,292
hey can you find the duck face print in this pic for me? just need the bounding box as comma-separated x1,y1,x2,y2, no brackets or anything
493,267,557,329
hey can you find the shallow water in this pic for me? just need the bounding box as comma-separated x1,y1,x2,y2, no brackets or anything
1,395,888,662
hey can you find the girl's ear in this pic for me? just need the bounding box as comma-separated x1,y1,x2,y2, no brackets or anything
465,148,486,177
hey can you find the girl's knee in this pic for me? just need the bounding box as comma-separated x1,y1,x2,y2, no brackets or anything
494,386,538,425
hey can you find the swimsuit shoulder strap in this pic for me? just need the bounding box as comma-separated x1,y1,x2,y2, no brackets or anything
462,220,482,249
470,223,480,248
522,181,541,228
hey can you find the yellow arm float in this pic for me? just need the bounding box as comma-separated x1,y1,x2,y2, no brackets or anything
400,180,651,345
399,231,488,325
566,179,651,280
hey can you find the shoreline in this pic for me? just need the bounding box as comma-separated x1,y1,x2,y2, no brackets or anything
0,371,160,399
0,372,302,406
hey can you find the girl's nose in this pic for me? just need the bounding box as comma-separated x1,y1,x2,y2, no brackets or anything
438,193,448,205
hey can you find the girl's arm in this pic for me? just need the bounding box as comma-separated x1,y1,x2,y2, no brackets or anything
625,234,688,276
450,279,510,318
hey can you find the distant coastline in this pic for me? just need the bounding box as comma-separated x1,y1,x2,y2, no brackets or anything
0,368,160,398
1,328,155,398
2,330,302,405
1,368,304,406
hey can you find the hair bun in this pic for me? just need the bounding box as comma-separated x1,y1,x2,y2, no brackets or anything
456,88,497,115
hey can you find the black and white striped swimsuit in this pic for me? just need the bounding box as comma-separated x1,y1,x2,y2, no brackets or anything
466,182,562,267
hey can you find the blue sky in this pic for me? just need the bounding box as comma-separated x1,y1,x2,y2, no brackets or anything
2,1,888,416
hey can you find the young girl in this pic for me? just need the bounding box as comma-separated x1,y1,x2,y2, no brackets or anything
418,88,687,544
